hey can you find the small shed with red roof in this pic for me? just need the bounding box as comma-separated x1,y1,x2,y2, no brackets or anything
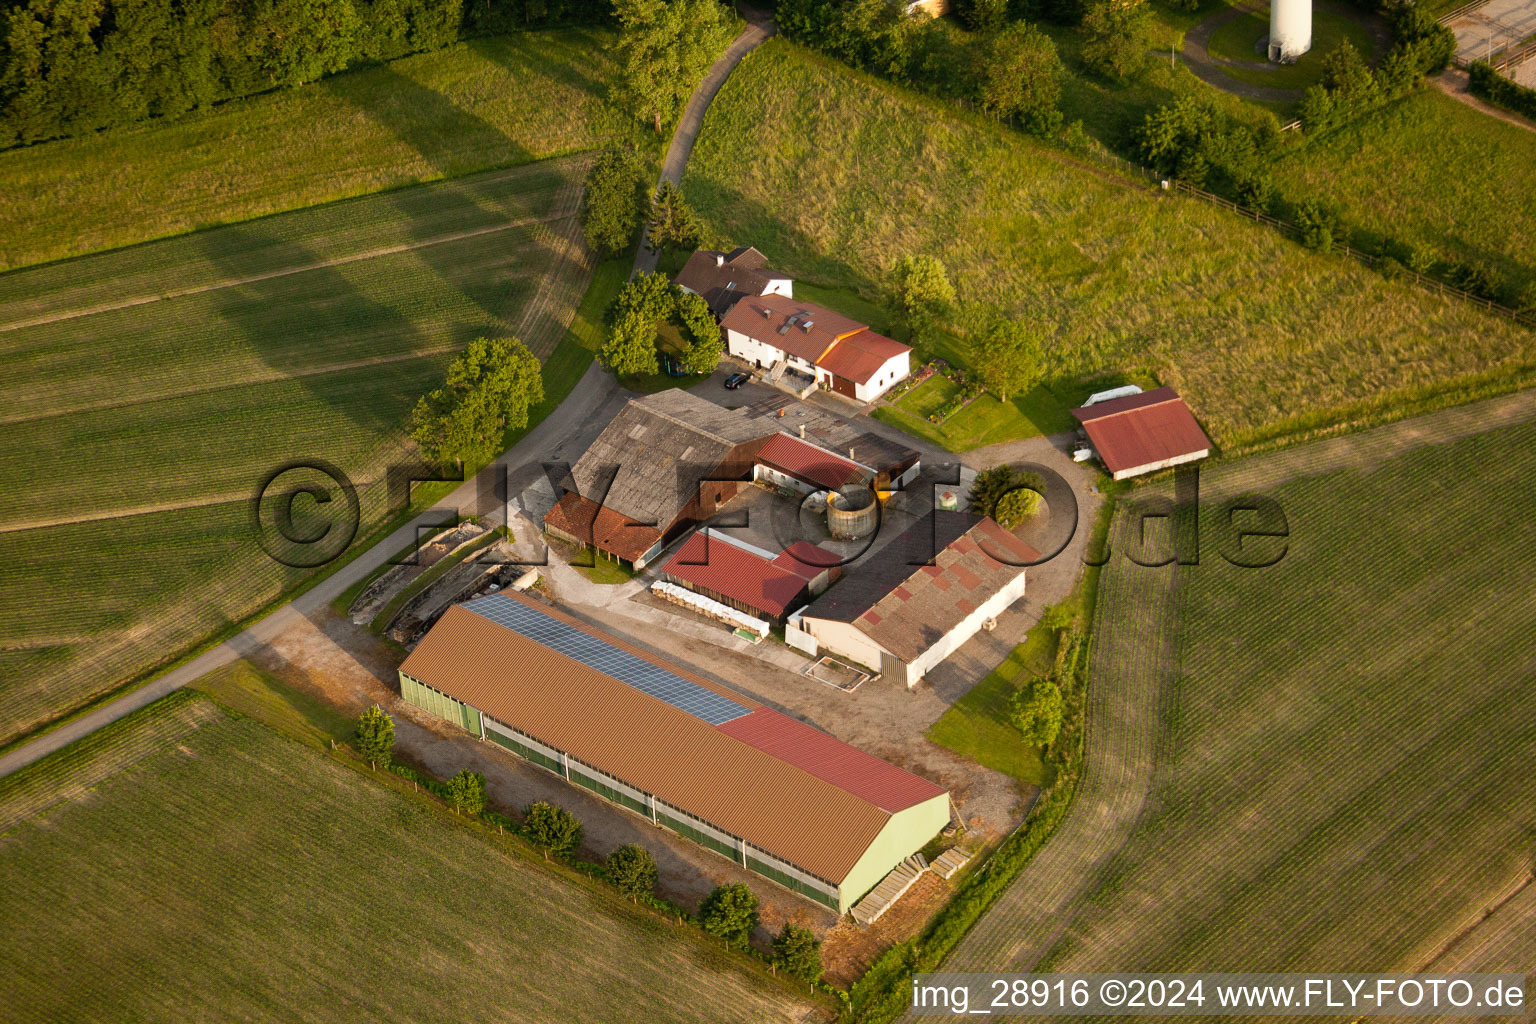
661,530,841,623
1072,387,1211,480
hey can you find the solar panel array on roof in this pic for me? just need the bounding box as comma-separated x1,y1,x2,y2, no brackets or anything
463,594,752,726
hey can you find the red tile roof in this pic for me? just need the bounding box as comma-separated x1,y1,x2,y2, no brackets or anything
757,433,866,491
543,492,660,563
771,541,841,580
1071,387,1211,476
662,532,821,618
717,708,947,814
815,329,910,385
720,293,866,365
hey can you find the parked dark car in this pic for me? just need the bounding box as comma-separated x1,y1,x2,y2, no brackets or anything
723,372,751,390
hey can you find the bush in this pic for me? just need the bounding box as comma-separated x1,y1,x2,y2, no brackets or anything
1010,675,1064,746
1294,200,1344,251
1445,260,1503,301
1469,61,1536,122
445,769,487,817
605,844,658,901
770,923,823,984
994,487,1043,529
698,883,759,948
523,801,583,858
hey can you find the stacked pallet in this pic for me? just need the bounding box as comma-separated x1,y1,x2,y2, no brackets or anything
850,854,928,927
930,847,971,880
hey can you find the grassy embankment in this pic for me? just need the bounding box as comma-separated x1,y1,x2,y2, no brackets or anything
681,40,1536,453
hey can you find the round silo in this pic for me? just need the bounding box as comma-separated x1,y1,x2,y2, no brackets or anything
1268,0,1312,62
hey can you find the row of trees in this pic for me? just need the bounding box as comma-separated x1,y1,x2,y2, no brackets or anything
1297,4,1456,136
599,270,721,376
353,707,822,983
581,149,702,258
0,0,607,148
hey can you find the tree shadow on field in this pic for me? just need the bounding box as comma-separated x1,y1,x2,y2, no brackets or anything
680,175,876,302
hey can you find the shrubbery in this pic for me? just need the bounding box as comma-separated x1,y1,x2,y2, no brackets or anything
1298,2,1455,136
1468,61,1536,122
1134,97,1281,210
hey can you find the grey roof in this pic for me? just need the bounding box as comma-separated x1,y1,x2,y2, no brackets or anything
562,391,766,529
734,395,919,477
800,511,1037,663
674,248,790,318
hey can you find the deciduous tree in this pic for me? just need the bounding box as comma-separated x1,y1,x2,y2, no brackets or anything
606,843,659,900
410,337,544,468
699,883,759,947
889,253,956,347
770,923,822,985
582,149,648,257
612,0,736,133
445,769,487,816
523,801,583,858
1080,0,1152,81
972,319,1047,401
1009,675,1063,746
975,23,1064,135
355,705,394,770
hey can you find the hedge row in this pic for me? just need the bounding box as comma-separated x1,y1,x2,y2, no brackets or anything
0,0,609,148
1468,60,1536,123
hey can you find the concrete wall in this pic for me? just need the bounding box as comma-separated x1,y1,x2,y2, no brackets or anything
1111,448,1210,481
839,793,951,909
797,616,891,675
905,570,1028,684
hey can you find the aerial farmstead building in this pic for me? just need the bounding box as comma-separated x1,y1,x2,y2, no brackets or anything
673,246,793,319
721,293,912,403
1071,386,1212,480
662,530,841,625
791,511,1037,689
399,592,951,913
543,390,920,569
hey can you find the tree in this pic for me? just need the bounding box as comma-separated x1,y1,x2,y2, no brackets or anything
975,23,1063,136
1080,0,1152,81
1009,675,1064,746
354,705,394,770
606,844,658,901
770,923,823,985
611,270,675,323
676,290,724,374
612,0,736,133
889,253,956,347
1294,200,1342,251
445,769,486,816
994,487,1043,529
955,0,1009,32
523,801,583,859
410,337,544,468
972,319,1047,401
646,180,700,252
698,883,759,947
582,149,648,256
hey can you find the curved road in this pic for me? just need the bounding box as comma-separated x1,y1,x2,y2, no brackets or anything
633,9,775,276
0,14,777,780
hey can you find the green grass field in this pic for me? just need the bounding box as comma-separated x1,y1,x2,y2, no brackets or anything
1271,87,1536,298
0,29,622,272
1013,409,1536,973
0,158,594,746
0,689,811,1022
1206,2,1379,90
682,41,1536,451
926,626,1054,787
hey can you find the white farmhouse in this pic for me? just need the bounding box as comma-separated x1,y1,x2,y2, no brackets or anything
720,293,911,403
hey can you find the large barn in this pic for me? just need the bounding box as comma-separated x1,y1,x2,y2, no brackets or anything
791,511,1037,688
398,592,951,913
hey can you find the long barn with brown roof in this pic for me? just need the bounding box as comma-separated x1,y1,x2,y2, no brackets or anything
398,591,950,913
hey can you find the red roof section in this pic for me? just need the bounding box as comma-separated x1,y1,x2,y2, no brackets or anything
816,330,910,385
543,492,660,563
661,532,815,617
757,433,866,491
771,541,840,580
1071,387,1211,475
716,707,947,813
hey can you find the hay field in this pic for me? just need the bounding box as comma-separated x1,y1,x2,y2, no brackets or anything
681,41,1536,448
0,158,592,745
0,692,812,1023
944,395,1536,986
0,29,621,272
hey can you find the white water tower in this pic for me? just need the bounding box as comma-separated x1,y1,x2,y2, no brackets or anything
1268,0,1312,62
